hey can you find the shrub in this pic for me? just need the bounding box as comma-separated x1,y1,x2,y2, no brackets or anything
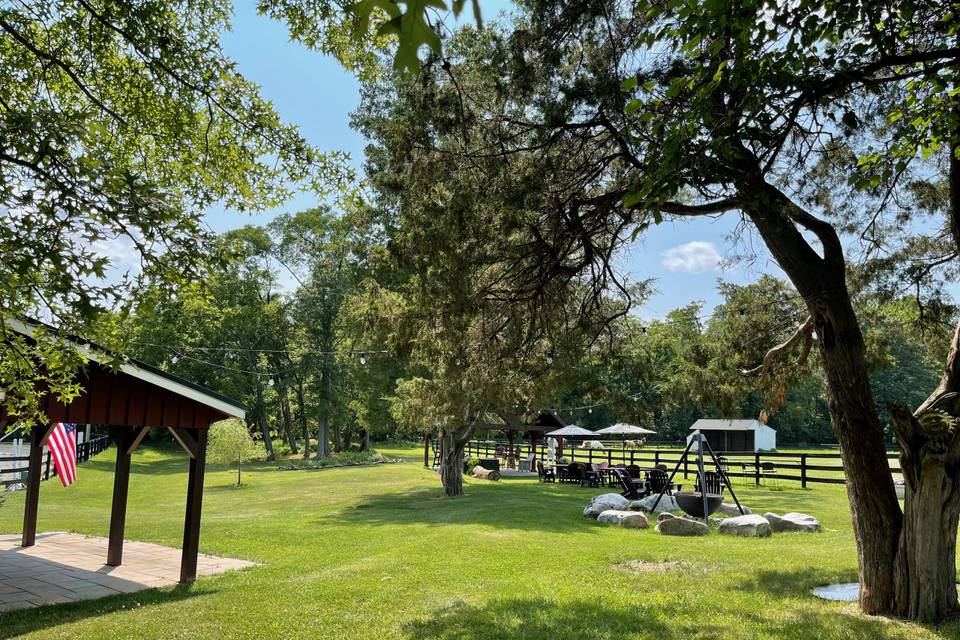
277,450,400,471
464,456,481,474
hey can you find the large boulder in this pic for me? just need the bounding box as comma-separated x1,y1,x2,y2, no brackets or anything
655,512,709,536
471,466,501,481
715,502,751,516
764,512,821,533
597,510,649,529
630,494,680,513
717,514,771,537
583,493,630,518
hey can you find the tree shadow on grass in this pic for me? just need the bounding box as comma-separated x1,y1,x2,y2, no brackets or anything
403,597,702,640
315,483,609,534
736,566,859,598
402,595,943,640
0,583,214,639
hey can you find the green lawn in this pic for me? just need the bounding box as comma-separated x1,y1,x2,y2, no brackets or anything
0,445,956,639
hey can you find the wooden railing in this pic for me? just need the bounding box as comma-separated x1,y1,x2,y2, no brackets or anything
0,435,111,483
463,439,902,488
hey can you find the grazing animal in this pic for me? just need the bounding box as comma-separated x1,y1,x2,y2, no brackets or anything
580,440,605,450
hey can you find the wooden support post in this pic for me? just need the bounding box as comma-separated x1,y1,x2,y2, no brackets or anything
21,424,52,547
801,454,808,489
423,432,430,468
180,428,208,583
754,452,761,486
107,428,132,566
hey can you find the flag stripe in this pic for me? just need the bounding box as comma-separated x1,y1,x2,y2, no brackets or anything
48,423,77,487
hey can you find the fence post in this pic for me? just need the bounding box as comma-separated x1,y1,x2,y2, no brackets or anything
45,452,52,480
608,450,612,465
801,454,808,489
588,449,593,463
754,453,761,486
654,450,659,467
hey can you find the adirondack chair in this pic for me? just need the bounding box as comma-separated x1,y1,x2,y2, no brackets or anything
648,469,677,496
536,460,556,483
696,470,723,495
612,468,648,500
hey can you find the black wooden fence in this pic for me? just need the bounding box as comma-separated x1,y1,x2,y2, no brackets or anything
1,434,112,483
463,439,902,488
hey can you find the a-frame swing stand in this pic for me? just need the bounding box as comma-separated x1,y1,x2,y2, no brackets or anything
649,431,746,520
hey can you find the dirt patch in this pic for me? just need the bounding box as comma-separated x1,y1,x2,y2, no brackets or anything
617,559,682,573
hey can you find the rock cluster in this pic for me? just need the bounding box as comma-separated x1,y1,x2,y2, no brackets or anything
583,493,630,518
655,512,709,536
596,510,649,529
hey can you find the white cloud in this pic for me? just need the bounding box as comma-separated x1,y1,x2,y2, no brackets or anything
660,241,723,273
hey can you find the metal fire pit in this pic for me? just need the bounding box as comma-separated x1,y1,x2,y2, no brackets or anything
674,492,724,518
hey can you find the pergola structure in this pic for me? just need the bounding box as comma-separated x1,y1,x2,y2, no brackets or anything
424,410,568,469
0,320,246,583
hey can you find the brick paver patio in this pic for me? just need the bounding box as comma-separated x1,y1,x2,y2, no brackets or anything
0,532,254,612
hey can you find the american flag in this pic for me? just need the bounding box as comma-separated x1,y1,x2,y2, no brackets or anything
48,423,77,487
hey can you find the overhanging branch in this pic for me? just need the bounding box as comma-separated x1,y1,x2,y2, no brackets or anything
740,316,814,378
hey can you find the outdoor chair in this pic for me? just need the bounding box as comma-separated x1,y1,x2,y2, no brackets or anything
519,452,536,472
696,471,723,495
626,464,642,479
760,462,780,488
612,468,648,500
536,460,555,483
560,462,583,484
557,464,571,483
582,463,607,488
648,469,676,496
570,462,590,486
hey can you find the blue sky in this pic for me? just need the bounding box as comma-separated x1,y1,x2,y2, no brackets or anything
208,3,782,319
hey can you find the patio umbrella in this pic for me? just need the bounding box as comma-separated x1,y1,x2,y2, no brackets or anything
543,425,596,438
544,425,595,462
595,423,656,436
595,423,656,454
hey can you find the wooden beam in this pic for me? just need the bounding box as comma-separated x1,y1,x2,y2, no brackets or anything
22,423,55,547
126,426,151,455
180,428,208,583
107,427,132,566
168,426,199,459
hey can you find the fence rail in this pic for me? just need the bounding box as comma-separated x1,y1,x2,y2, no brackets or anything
0,435,111,483
462,440,901,488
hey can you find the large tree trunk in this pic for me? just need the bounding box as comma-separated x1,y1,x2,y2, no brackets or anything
889,321,960,622
316,412,329,460
360,429,371,452
886,131,960,621
438,422,476,497
811,286,903,613
743,177,902,613
333,425,342,453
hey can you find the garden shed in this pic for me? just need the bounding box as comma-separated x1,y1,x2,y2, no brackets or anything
687,419,777,452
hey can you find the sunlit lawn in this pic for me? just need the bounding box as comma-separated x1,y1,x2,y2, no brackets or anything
0,444,956,639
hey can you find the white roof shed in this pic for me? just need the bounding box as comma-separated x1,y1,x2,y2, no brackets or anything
687,419,777,452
